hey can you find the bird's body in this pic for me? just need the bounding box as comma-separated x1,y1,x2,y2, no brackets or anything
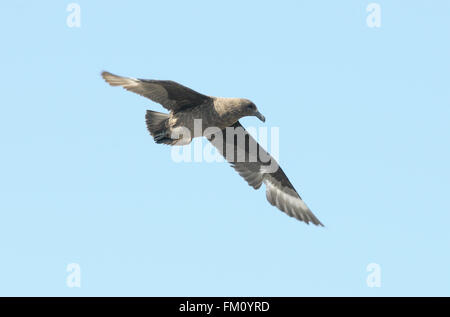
165,97,254,140
146,96,264,145
102,71,323,226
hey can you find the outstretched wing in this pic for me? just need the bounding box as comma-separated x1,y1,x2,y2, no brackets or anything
208,121,323,226
102,71,211,112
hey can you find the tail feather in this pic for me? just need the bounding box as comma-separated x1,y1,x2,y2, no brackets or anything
145,110,172,144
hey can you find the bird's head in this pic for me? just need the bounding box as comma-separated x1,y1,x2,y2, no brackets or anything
234,98,266,122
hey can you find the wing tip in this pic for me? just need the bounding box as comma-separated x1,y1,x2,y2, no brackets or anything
310,217,325,227
292,211,324,227
101,70,113,78
299,204,324,227
264,178,324,227
101,70,116,85
101,70,132,87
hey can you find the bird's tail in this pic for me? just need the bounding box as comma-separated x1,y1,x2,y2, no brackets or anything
145,110,172,144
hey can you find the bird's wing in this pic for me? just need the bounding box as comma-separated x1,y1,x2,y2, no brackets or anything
208,121,323,226
102,71,211,112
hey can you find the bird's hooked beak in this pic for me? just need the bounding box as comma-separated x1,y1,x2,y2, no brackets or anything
255,111,266,122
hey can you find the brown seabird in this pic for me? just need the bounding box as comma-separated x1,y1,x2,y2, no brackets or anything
102,71,323,226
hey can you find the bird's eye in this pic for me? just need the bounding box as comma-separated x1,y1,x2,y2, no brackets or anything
248,104,255,110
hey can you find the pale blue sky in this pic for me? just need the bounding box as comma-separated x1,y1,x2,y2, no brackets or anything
1,1,449,296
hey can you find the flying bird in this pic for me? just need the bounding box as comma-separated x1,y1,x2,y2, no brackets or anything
102,71,323,226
